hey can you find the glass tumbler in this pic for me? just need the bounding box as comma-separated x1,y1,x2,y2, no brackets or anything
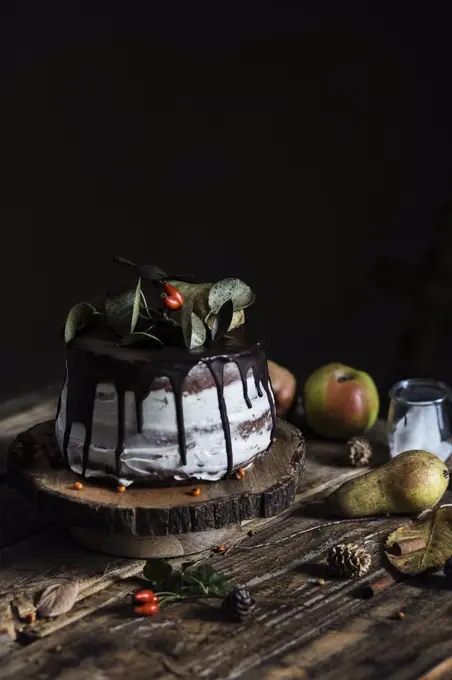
387,378,452,461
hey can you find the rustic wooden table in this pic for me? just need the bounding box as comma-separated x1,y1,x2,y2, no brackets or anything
0,395,451,680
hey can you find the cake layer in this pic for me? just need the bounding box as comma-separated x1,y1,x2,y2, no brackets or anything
55,332,275,485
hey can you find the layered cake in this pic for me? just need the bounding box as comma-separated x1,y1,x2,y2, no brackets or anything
55,258,276,486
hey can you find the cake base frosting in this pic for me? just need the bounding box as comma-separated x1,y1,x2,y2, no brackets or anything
55,330,275,485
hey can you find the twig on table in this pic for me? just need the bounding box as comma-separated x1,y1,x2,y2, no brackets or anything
236,518,385,550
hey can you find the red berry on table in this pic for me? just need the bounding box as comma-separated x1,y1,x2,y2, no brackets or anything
134,602,159,616
134,589,156,604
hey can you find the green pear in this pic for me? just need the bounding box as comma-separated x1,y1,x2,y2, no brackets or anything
327,450,449,517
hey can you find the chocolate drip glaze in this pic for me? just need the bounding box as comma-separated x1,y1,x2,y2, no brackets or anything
61,329,275,480
205,360,234,474
134,394,143,434
236,357,253,409
168,374,188,467
115,390,125,476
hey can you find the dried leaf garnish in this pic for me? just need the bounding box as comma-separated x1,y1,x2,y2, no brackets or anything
211,299,234,342
36,581,79,618
64,302,98,344
208,278,255,313
385,504,452,575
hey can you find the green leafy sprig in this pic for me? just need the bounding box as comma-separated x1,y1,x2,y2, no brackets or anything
63,256,255,350
143,558,229,606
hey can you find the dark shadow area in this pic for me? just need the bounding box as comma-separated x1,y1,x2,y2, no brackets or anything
2,4,452,405
296,561,332,581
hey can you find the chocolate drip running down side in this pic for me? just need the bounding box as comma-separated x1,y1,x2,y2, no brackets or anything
205,360,233,474
62,332,275,480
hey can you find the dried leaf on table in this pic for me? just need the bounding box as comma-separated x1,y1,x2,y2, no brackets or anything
385,504,452,575
36,581,80,618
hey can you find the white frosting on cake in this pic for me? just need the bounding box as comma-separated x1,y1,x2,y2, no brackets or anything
55,361,274,485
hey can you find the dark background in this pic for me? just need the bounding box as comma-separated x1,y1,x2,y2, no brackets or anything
3,4,452,412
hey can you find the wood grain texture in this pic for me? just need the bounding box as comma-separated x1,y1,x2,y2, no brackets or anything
1,411,452,679
7,419,306,537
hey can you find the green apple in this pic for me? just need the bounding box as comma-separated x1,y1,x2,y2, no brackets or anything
303,363,379,439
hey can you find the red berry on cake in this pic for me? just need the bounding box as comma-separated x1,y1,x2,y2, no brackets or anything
162,282,184,310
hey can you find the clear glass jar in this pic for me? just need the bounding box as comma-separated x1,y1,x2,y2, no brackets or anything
387,378,452,461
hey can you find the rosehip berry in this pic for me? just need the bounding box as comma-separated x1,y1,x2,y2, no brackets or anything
73,481,83,490
162,282,184,310
133,589,156,604
134,602,159,616
191,487,201,496
117,485,126,493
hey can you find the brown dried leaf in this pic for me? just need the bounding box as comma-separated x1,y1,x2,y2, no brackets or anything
385,504,452,575
36,581,80,618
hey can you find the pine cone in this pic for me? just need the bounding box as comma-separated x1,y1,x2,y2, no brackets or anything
444,556,452,582
327,543,372,578
222,586,255,621
346,436,372,466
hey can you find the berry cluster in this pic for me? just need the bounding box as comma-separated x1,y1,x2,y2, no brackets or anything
133,589,160,616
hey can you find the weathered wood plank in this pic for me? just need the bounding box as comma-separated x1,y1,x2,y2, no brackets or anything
0,391,58,475
1,415,450,679
0,492,431,679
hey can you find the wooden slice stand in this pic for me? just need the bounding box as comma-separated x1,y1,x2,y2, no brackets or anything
7,419,306,558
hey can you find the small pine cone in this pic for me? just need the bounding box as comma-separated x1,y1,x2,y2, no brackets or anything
327,543,371,578
346,436,372,466
222,586,255,621
444,556,452,582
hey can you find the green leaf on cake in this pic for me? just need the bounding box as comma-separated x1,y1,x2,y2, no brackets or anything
385,504,452,575
206,308,245,332
208,278,255,314
181,299,193,349
211,299,234,341
131,278,142,332
169,281,212,320
104,289,137,337
191,313,207,348
181,299,206,349
230,308,245,329
113,256,168,283
119,331,163,347
64,302,99,344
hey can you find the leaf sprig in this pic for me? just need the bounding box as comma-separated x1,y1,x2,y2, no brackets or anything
63,257,255,350
143,558,229,606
